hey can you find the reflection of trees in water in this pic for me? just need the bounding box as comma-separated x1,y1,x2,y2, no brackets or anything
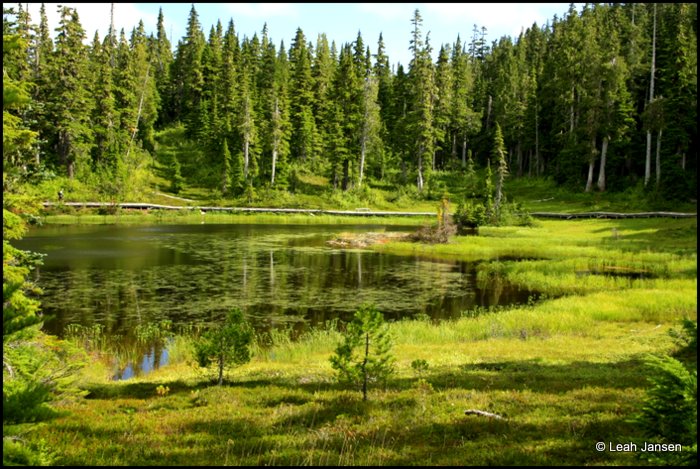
65,322,171,380
33,226,534,378
44,251,528,336
111,339,168,381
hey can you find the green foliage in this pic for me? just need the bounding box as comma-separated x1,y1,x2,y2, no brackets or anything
330,305,395,401
483,159,494,217
410,358,429,376
3,375,55,424
3,199,87,458
3,437,54,466
3,332,88,422
463,150,479,196
243,182,257,204
632,354,697,465
454,199,487,229
171,156,185,194
3,210,43,342
497,202,535,227
3,60,38,188
492,123,508,214
194,308,253,385
669,318,697,362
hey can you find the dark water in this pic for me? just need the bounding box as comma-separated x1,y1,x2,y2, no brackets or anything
14,223,534,378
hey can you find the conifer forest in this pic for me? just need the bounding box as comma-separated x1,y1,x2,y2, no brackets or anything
3,3,697,201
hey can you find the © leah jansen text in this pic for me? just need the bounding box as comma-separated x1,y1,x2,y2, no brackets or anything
595,441,683,452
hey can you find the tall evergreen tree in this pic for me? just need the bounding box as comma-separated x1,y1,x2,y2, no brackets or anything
27,3,53,169
129,21,158,154
644,3,657,187
152,7,173,128
179,5,206,138
312,33,335,164
201,21,225,162
219,19,240,189
236,62,258,185
289,28,317,164
492,123,508,215
270,41,292,188
373,33,394,179
433,44,453,170
407,9,437,192
357,58,382,188
45,6,93,179
595,5,635,192
329,43,356,189
450,35,481,169
653,3,697,194
88,31,118,170
3,27,39,180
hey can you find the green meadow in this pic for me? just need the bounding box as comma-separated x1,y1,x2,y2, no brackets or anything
9,216,696,466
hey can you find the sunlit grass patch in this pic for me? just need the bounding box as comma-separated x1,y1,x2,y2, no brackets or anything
22,311,690,466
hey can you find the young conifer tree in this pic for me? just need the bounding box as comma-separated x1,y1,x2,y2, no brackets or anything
492,123,508,216
194,308,253,385
330,305,394,401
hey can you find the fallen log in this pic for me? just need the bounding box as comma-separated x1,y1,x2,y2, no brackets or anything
42,202,434,217
464,409,506,420
41,203,697,219
531,211,696,219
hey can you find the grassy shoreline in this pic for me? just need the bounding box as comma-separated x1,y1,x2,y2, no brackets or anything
10,217,697,465
38,210,434,226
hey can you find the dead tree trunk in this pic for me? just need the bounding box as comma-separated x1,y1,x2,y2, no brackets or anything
597,136,609,191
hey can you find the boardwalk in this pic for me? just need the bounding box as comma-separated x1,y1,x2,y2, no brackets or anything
42,202,696,219
42,202,434,217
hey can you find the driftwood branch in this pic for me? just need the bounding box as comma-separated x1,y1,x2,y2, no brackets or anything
464,409,506,420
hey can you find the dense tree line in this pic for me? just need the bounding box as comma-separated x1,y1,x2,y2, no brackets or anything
3,3,697,200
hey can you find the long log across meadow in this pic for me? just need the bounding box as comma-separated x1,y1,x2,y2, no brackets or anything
42,202,696,219
42,202,434,217
530,211,696,219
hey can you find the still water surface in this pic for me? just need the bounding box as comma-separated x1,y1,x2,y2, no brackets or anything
15,223,533,378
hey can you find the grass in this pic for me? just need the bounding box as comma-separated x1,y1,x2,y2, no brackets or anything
10,215,696,465
13,315,691,466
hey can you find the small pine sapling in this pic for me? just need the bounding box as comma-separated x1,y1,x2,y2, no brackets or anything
631,354,697,465
330,305,395,401
194,308,253,385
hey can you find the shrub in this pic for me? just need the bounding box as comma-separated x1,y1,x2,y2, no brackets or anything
454,199,487,230
669,318,697,363
171,157,185,194
3,438,54,466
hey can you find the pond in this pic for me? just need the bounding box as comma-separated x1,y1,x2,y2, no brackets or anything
14,223,534,378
